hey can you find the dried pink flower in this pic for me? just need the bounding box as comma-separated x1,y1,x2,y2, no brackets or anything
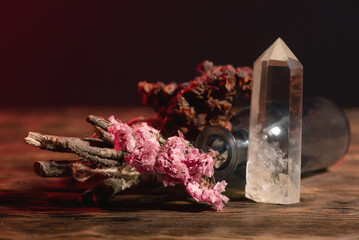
155,134,189,186
125,123,160,174
184,148,215,182
108,117,229,211
108,116,136,152
125,144,159,174
132,122,159,148
186,180,229,211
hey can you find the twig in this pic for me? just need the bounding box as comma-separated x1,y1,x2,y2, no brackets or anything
86,115,114,145
25,132,123,167
34,160,76,177
93,126,114,146
86,115,111,131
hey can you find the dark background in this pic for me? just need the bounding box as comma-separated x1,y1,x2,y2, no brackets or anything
1,0,358,107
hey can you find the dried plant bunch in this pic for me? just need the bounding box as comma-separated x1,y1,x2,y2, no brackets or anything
138,60,253,141
108,116,229,210
25,115,229,210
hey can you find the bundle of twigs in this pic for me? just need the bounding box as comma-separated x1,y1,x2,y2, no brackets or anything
25,115,142,204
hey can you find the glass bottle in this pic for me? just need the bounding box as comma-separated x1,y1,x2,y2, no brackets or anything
195,97,350,190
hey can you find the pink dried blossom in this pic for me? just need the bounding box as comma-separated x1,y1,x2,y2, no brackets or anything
132,122,159,148
160,132,187,156
125,139,160,174
156,154,189,186
155,134,189,186
186,180,229,211
108,116,229,211
185,181,203,201
184,148,215,182
108,116,136,152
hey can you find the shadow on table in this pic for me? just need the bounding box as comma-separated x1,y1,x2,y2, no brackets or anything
0,183,238,213
0,169,328,214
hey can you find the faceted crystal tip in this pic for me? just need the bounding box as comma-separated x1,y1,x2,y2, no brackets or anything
255,37,302,69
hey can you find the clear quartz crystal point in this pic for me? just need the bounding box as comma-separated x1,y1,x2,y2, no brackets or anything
245,38,303,204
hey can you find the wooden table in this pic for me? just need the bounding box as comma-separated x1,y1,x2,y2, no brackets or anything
1,107,359,239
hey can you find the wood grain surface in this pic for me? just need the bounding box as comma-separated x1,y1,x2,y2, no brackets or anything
0,107,359,239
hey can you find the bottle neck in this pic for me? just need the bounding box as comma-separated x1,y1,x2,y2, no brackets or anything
195,125,248,181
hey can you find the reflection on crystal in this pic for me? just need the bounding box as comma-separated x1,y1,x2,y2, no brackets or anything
269,126,281,136
245,38,303,204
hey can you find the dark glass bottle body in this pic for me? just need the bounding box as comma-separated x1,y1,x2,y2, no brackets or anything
195,98,350,186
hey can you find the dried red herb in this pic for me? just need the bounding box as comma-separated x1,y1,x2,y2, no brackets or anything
138,60,253,141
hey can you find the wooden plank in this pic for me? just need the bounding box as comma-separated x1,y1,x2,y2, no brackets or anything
0,107,359,239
